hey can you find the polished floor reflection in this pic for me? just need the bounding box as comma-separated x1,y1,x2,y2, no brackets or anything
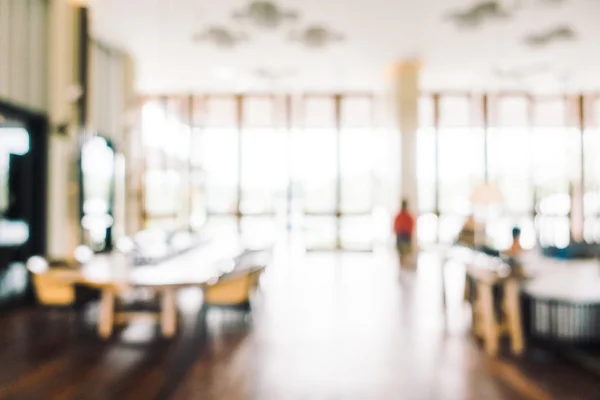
1,248,600,399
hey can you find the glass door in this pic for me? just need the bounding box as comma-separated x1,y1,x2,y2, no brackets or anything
531,99,578,248
437,96,485,243
239,97,287,248
339,97,376,250
486,96,536,250
583,97,600,242
291,96,378,250
80,136,115,252
291,97,338,249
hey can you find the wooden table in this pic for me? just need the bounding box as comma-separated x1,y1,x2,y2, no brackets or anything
467,263,524,356
443,245,524,356
51,240,244,339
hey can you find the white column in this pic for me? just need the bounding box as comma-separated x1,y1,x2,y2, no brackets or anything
46,0,81,259
389,61,420,240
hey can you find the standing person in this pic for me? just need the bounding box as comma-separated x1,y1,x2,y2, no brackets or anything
393,199,415,266
507,227,523,256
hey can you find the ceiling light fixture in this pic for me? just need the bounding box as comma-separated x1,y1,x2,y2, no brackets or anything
289,26,344,48
446,1,511,28
192,26,248,48
524,26,577,47
233,1,298,29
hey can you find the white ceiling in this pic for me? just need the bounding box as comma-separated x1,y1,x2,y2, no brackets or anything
89,0,600,93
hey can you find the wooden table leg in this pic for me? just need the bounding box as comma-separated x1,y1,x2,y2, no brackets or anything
504,280,524,355
478,282,498,356
161,288,177,338
98,288,115,339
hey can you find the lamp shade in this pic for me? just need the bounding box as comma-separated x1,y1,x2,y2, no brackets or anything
470,183,504,205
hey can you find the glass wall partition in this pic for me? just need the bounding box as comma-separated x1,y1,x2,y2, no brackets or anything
190,96,239,240
140,92,600,250
583,96,600,242
292,96,338,249
486,96,535,249
417,96,438,245
141,98,190,231
417,93,598,249
531,98,579,248
438,95,485,243
141,94,380,250
240,96,286,248
339,96,376,250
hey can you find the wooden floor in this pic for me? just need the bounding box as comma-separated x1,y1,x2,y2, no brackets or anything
1,248,600,400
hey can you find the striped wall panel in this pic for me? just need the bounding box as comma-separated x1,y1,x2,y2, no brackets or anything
90,41,127,146
0,0,48,112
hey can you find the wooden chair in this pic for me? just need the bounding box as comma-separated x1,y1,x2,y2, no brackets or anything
203,267,264,309
27,257,76,307
203,249,270,309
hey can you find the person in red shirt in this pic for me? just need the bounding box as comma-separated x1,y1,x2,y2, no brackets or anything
393,199,415,264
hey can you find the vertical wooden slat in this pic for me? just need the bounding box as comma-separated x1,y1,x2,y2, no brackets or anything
0,0,9,100
236,94,243,227
334,94,342,249
578,94,586,236
187,95,194,231
285,95,293,225
77,6,89,128
92,44,102,134
483,94,489,183
579,94,585,193
29,0,45,110
433,93,440,242
527,95,536,220
9,0,24,104
108,50,118,138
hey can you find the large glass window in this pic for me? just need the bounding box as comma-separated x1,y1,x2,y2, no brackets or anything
437,96,485,243
488,97,532,214
486,97,535,249
141,99,191,229
417,97,438,244
532,99,579,247
201,128,239,214
138,92,600,249
583,97,600,242
81,136,115,250
241,98,287,215
340,97,373,214
293,97,337,215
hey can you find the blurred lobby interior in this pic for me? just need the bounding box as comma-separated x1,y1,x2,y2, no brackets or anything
2,0,600,398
